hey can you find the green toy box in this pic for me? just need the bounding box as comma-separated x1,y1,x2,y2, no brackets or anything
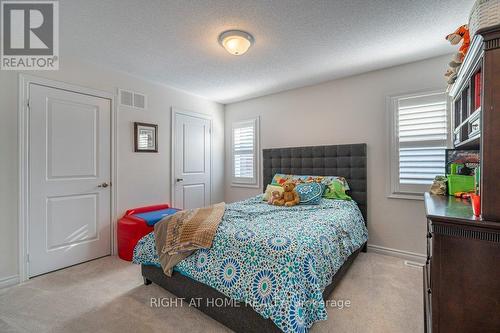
447,174,475,195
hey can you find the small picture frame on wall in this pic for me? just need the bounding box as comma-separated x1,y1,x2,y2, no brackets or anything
134,122,158,152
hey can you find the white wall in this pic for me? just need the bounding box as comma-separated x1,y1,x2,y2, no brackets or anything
0,58,224,283
225,55,450,257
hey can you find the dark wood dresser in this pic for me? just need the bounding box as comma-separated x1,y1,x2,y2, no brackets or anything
424,193,500,333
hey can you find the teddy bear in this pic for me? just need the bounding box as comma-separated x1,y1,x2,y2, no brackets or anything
268,190,282,205
273,182,300,207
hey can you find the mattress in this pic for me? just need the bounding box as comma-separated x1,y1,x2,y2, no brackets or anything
133,195,368,332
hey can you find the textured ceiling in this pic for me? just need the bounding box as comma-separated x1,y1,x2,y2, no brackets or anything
61,0,474,103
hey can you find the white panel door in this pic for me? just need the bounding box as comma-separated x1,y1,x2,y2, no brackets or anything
173,112,211,209
29,84,111,277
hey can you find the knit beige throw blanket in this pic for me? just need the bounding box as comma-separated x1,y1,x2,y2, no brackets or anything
154,202,225,276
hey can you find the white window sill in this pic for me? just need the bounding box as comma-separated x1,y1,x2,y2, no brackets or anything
387,193,425,201
231,182,260,189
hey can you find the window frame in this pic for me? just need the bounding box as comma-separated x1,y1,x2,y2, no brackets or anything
231,116,260,188
387,90,450,200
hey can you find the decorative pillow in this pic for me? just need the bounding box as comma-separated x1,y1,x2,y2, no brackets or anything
323,180,352,201
263,184,284,201
295,183,324,205
271,173,350,192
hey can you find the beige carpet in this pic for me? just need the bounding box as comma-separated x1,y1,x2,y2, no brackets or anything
0,253,423,333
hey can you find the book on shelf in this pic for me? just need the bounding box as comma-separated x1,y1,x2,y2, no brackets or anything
474,71,481,111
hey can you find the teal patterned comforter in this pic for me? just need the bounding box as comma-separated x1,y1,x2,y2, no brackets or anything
133,196,368,332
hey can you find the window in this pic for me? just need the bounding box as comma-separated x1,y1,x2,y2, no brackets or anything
231,117,260,187
388,91,449,199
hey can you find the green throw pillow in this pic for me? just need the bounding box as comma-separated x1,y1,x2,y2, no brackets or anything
324,180,352,201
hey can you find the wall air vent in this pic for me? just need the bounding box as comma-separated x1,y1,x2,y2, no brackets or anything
118,89,147,110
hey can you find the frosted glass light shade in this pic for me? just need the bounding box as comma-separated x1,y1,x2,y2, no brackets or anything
218,30,254,56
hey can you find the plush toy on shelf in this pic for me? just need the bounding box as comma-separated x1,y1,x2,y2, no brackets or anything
444,67,458,85
446,24,471,67
445,24,471,84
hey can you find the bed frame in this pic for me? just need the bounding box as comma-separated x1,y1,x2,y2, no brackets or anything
142,143,368,332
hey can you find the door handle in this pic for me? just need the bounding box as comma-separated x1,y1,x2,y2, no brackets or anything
176,178,184,183
97,182,110,188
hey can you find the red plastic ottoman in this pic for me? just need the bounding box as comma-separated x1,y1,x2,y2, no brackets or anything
117,204,179,261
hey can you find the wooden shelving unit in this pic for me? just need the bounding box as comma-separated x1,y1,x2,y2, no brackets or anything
449,35,483,150
448,24,500,221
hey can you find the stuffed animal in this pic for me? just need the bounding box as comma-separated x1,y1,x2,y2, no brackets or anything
274,182,300,207
446,25,471,68
430,176,447,196
268,190,282,205
444,25,471,85
444,67,458,85
324,180,352,200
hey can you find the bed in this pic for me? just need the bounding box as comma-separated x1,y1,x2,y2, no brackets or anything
134,143,368,333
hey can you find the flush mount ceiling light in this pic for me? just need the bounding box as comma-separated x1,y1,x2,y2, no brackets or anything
218,30,254,56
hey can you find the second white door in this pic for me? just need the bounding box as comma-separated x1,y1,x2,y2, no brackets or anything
173,111,211,209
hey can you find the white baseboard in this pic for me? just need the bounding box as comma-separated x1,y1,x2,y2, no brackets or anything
367,244,426,264
0,275,19,289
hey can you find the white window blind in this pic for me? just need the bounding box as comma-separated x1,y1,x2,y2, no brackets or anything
389,91,448,198
234,126,254,178
232,117,259,186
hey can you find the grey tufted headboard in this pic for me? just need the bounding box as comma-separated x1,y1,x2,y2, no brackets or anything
262,144,367,224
